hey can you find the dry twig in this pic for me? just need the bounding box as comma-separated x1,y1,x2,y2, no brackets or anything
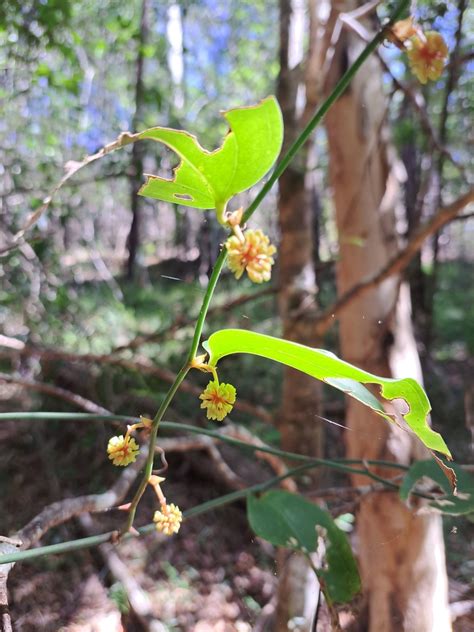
314,189,474,334
0,347,273,423
0,372,110,415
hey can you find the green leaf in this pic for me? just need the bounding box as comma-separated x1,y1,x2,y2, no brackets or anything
138,96,283,218
247,491,360,603
400,460,474,516
203,329,451,458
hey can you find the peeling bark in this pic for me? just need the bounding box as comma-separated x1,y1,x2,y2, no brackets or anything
324,4,451,629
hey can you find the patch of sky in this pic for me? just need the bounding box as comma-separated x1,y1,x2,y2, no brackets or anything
26,92,51,120
75,127,105,153
183,0,234,92
432,6,461,50
380,44,406,81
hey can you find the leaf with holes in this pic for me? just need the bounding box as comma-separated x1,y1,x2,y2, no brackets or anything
400,460,474,515
203,329,451,460
138,96,283,220
248,491,360,603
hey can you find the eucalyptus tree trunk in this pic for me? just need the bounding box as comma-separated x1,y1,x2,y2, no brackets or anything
276,0,322,629
126,0,149,280
324,3,451,630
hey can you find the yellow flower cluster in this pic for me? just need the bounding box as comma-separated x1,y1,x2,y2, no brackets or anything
107,435,140,467
407,31,448,84
153,503,183,536
389,19,448,84
226,229,276,284
199,379,236,421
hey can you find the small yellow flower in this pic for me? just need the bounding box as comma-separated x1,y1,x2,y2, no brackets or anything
154,503,182,536
107,435,140,467
407,31,448,84
226,229,276,283
199,380,236,421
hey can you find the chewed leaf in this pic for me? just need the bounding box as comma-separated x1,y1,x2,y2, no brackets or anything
400,460,473,515
138,96,283,216
203,329,451,458
247,491,360,603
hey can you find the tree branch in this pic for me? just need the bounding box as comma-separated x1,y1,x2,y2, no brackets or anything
339,12,466,176
0,372,110,415
314,189,474,334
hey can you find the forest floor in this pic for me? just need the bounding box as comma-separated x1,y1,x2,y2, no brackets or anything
2,393,473,632
1,261,473,631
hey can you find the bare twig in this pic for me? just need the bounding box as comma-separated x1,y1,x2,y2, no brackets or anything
160,425,297,492
451,212,474,223
221,425,297,492
0,132,138,255
339,12,467,176
0,372,110,415
158,433,244,489
15,449,148,550
0,347,273,424
314,189,474,334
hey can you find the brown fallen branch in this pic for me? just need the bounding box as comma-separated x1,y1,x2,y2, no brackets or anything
160,425,297,492
314,188,474,335
5,419,294,552
159,433,245,490
0,372,110,415
220,425,297,492
0,346,273,424
15,449,149,549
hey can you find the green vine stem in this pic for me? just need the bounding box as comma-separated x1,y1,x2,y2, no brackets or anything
242,0,409,224
0,0,411,543
120,0,409,533
0,447,438,568
122,364,190,533
0,420,441,567
0,411,409,474
0,461,372,566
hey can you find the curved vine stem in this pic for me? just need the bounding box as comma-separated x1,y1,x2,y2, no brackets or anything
119,0,409,534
